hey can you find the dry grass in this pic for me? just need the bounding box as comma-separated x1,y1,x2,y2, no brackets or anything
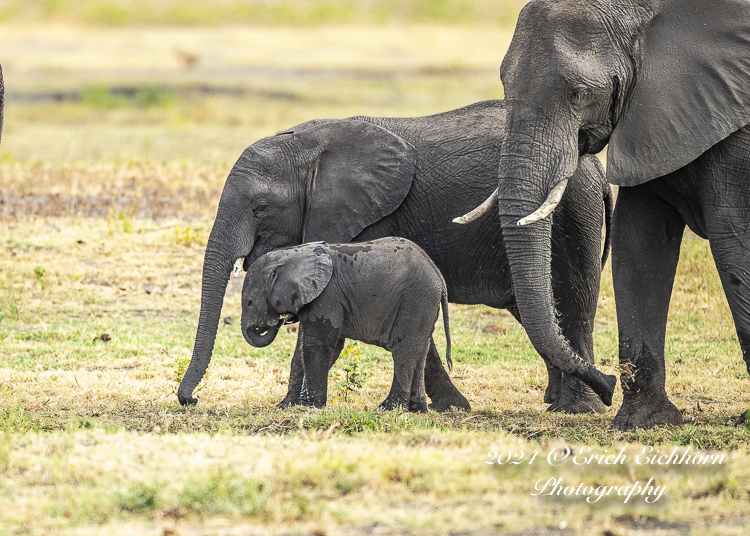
0,211,749,534
1,16,749,536
0,23,512,163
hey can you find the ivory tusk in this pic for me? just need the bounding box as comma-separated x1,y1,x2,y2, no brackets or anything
452,189,498,224
517,179,569,226
232,258,244,278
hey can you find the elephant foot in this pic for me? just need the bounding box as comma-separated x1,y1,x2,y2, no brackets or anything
546,378,606,414
302,401,326,409
428,389,471,412
379,396,406,411
425,364,471,411
733,410,749,427
276,393,302,408
543,368,562,404
612,397,682,430
424,339,471,412
543,382,560,405
408,398,428,413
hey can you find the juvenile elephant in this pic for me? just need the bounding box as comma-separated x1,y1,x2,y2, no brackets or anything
178,99,612,413
241,238,452,411
460,0,750,428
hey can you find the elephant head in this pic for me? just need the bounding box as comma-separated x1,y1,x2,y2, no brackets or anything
177,120,415,405
241,243,333,347
457,0,750,405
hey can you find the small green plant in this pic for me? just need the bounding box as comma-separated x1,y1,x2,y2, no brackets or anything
34,266,47,289
173,355,208,395
330,342,371,404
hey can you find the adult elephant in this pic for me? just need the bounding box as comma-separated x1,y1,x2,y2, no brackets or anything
178,100,613,413
460,0,750,428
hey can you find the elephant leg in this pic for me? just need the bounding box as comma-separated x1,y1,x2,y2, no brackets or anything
612,186,685,430
699,127,750,422
408,343,429,413
546,178,606,414
424,337,471,411
299,334,345,407
277,329,305,407
297,321,342,408
381,338,428,411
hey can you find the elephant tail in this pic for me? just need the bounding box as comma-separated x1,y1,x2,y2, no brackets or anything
601,183,613,270
441,284,452,371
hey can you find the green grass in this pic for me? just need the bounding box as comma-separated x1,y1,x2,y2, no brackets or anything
1,190,748,535
1,17,749,536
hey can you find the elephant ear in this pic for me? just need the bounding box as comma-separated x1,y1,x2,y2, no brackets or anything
607,0,750,186
268,243,333,314
295,119,416,243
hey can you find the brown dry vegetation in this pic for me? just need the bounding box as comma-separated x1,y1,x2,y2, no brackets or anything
1,14,749,536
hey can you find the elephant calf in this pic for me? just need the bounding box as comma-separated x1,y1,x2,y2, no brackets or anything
241,238,451,411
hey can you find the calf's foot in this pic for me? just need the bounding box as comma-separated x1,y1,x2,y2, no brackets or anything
408,398,428,413
379,395,406,412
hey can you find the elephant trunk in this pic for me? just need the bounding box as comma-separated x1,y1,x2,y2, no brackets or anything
242,323,281,348
178,216,252,405
496,116,616,406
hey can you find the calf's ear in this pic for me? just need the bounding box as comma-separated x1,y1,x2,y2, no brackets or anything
268,244,333,314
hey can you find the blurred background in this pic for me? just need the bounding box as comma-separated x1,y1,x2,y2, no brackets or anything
0,0,524,166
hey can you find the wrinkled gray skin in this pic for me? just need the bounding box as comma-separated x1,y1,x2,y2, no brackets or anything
241,238,451,411
466,0,750,428
178,100,612,414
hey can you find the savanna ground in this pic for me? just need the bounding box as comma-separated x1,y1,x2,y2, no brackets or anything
1,2,749,535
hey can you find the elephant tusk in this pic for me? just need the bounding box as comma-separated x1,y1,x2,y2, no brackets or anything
517,179,569,226
232,258,244,278
452,189,498,224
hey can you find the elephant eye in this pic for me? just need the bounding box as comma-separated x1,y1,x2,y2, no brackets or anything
569,85,588,107
247,298,253,306
252,204,268,216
